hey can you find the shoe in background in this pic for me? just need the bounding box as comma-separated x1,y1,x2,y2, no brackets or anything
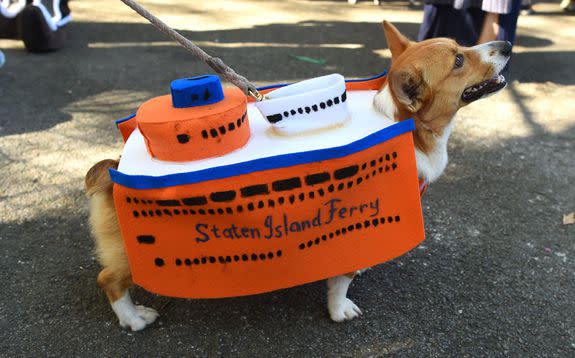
20,0,71,52
0,0,26,38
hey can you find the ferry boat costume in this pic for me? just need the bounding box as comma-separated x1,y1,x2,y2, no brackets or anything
111,73,426,299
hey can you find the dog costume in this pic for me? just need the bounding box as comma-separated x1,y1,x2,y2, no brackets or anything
110,73,426,298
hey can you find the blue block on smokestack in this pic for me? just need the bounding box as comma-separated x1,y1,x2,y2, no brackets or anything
170,75,225,108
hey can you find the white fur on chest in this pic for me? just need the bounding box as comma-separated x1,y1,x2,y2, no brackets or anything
373,85,452,183
414,123,452,182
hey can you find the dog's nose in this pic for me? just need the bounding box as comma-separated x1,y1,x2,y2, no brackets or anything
500,41,512,57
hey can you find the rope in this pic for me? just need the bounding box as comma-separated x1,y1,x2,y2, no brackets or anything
119,0,263,100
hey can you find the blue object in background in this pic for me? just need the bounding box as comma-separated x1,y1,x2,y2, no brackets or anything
170,75,225,108
0,50,5,69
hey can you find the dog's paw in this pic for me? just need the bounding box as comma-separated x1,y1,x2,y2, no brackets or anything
135,305,159,324
118,305,159,331
328,298,362,322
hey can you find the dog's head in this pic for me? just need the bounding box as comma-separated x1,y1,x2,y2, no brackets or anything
379,21,510,136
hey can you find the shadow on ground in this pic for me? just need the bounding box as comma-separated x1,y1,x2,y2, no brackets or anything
0,20,569,137
1,121,573,356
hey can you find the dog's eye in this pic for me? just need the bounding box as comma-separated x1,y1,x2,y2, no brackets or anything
454,54,464,69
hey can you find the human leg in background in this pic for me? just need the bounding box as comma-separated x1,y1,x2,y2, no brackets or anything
496,0,521,44
477,0,522,44
477,12,499,44
521,0,534,15
417,4,485,47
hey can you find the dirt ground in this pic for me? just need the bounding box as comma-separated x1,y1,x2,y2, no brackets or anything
0,1,573,356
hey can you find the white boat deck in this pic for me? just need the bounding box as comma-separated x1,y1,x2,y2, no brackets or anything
118,90,394,176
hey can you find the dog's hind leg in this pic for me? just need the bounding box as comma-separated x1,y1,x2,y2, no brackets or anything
97,267,158,331
327,272,363,322
86,159,158,331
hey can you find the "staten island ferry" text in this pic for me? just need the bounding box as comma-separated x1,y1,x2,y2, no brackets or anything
194,197,380,242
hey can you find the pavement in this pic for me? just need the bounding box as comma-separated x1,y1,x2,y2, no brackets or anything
0,0,574,356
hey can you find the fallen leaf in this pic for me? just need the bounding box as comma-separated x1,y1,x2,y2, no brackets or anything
563,212,575,225
289,55,326,65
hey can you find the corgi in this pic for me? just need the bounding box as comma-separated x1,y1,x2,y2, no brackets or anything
326,21,510,322
85,21,510,329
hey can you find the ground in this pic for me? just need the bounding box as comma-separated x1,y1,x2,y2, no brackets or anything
0,0,574,357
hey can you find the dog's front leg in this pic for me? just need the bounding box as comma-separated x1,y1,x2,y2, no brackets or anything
327,272,362,322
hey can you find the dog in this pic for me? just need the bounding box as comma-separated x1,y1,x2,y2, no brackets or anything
326,21,510,321
85,21,510,330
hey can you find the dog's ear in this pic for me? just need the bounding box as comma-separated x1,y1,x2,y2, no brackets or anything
382,21,410,59
388,68,427,113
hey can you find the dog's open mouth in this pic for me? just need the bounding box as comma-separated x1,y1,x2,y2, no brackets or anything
461,74,507,103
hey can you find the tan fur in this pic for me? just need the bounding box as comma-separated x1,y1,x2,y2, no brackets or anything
86,159,132,303
382,21,497,153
